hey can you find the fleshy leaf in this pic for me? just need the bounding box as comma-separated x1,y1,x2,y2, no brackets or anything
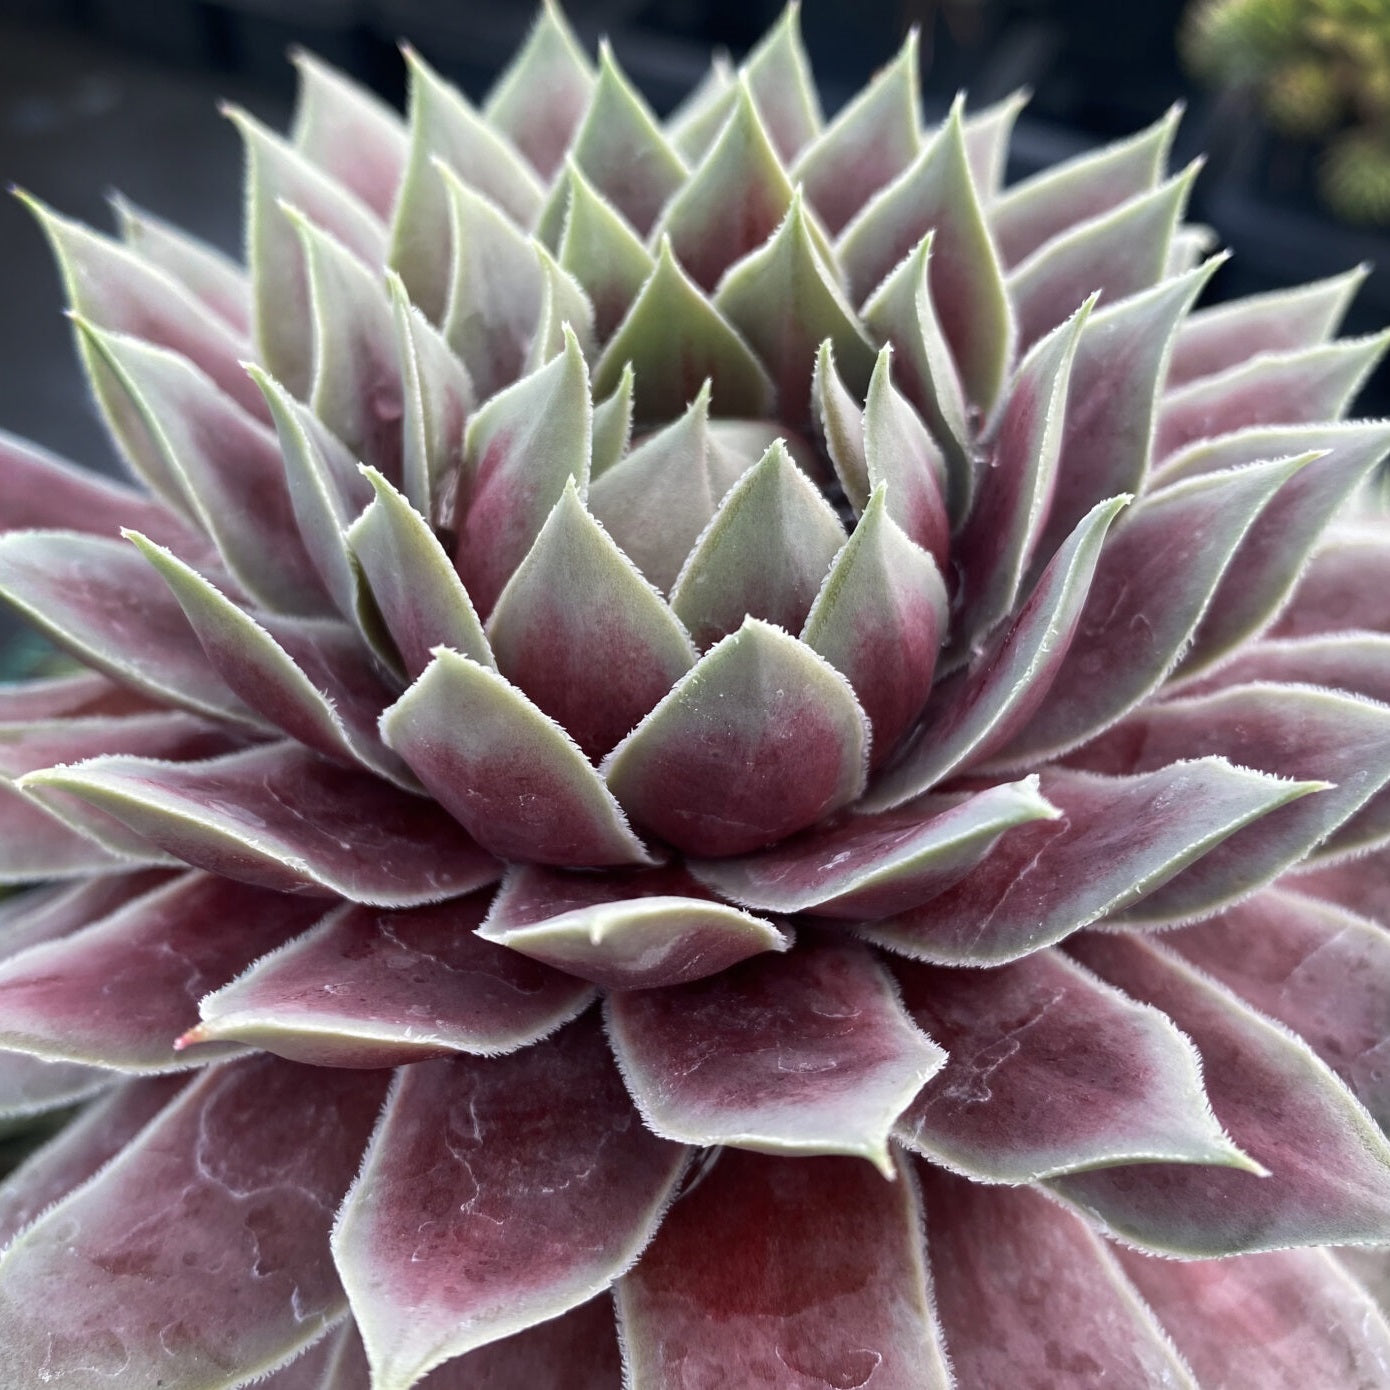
1290,844,1390,926
523,242,597,371
595,237,774,421
999,454,1308,763
692,777,1056,918
390,47,544,321
989,106,1180,267
19,193,266,422
670,440,845,649
811,340,870,509
591,362,635,477
921,1169,1200,1389
1120,1246,1390,1390
247,365,371,623
228,105,385,396
0,1074,186,1248
860,234,972,487
865,759,1315,963
0,530,260,726
0,1057,389,1387
487,481,695,760
617,1147,951,1390
0,1053,108,1125
588,382,749,590
190,891,594,1068
557,161,656,341
952,298,1092,646
457,327,592,619
801,485,946,758
110,194,249,335
961,90,1029,197
1007,164,1198,354
0,671,155,722
655,80,800,294
0,873,327,1071
1033,258,1222,562
1163,423,1390,674
867,495,1126,810
1167,888,1390,1130
1167,265,1367,389
289,49,407,219
21,743,500,906
1058,933,1390,1255
555,43,686,236
896,948,1248,1181
840,97,1014,412
0,779,147,882
608,938,943,1173
790,30,921,236
1155,332,1390,461
714,191,876,422
482,0,596,179
73,319,329,614
1070,684,1390,925
380,648,653,867
346,465,491,679
332,1014,687,1390
861,347,951,567
479,863,790,990
1270,523,1390,639
0,428,203,552
603,619,869,856
742,1,823,161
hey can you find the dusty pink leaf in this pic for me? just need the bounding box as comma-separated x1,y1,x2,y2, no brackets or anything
865,759,1312,963
0,531,262,726
920,1168,1200,1389
691,777,1056,918
0,780,142,882
0,872,327,1071
1166,887,1390,1130
487,482,695,760
0,1051,109,1124
0,671,155,722
480,863,789,989
20,742,500,906
840,98,1013,412
290,50,407,219
989,107,1179,268
0,870,175,958
190,890,593,1067
1155,332,1390,462
0,1075,187,1248
867,496,1126,810
381,648,653,868
111,194,249,336
1269,523,1390,639
999,455,1307,763
1122,1245,1390,1390
1167,265,1367,389
603,619,869,856
961,90,1029,197
456,329,592,620
741,2,823,162
801,486,947,762
1007,165,1198,355
952,299,1092,647
791,31,921,236
895,947,1246,1180
607,938,943,1171
617,1147,951,1390
1289,845,1390,927
1058,932,1390,1255
1069,683,1390,925
332,1013,688,1389
0,1056,389,1386
73,319,331,614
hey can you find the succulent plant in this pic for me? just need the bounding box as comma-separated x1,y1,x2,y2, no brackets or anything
1,3,1390,1385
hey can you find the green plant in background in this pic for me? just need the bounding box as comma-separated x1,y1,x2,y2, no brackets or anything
1,2,1390,1385
1185,0,1390,222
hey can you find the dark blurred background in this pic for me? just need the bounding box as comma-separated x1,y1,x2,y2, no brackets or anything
0,0,1386,554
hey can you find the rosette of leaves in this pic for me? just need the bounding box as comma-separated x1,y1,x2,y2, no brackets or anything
1,4,1390,1386
1185,0,1390,223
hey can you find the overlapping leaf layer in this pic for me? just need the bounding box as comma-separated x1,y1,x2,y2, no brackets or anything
1,4,1389,1386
